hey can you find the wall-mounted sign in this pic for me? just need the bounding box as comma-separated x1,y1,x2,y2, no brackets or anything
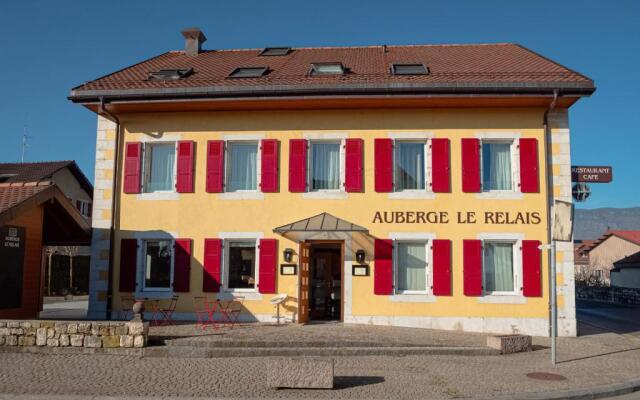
0,225,26,310
372,211,542,225
280,264,297,276
572,183,591,203
571,166,612,183
352,265,369,276
552,200,574,242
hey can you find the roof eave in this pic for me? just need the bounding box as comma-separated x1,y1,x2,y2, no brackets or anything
68,82,596,104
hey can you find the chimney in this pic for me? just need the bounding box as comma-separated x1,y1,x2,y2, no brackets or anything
181,28,207,56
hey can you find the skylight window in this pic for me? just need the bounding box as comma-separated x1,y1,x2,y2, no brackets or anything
0,174,16,183
310,63,345,76
148,68,193,80
260,47,292,56
228,67,268,78
391,64,429,75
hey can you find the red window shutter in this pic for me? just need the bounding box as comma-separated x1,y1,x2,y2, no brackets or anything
519,138,539,193
123,142,142,194
432,239,452,296
206,140,225,193
345,138,363,192
288,139,307,192
374,239,393,295
461,138,481,193
119,239,138,292
431,138,450,193
176,141,195,193
523,240,542,297
259,239,278,294
173,239,191,292
463,239,483,296
203,239,222,292
261,139,279,192
374,138,393,192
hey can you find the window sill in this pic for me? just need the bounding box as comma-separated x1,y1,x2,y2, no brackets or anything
477,295,526,304
219,291,263,301
302,191,348,200
134,290,174,300
219,192,265,200
388,191,435,200
389,294,436,303
136,192,180,201
476,192,523,200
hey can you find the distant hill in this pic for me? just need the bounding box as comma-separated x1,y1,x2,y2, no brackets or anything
574,207,640,240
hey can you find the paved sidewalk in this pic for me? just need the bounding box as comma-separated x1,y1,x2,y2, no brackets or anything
1,324,640,399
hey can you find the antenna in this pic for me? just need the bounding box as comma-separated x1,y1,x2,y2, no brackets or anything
21,126,31,163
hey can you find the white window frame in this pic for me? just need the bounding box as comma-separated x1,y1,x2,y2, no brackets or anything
77,199,91,217
306,139,346,193
392,139,431,193
140,239,175,292
223,140,262,193
481,238,522,297
479,139,519,194
393,239,432,295
222,238,260,293
141,141,177,194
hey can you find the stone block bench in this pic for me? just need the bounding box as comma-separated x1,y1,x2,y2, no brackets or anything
267,358,334,389
487,334,532,354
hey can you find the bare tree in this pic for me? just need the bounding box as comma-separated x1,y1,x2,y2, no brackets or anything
60,246,80,293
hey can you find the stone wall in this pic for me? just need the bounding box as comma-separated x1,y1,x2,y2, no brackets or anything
0,320,148,349
88,115,118,319
548,109,577,337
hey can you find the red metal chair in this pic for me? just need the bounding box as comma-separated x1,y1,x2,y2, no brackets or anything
193,296,218,330
218,296,244,329
120,296,135,321
150,296,179,326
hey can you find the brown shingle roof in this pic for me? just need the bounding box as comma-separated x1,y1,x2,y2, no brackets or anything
70,43,594,101
0,161,93,197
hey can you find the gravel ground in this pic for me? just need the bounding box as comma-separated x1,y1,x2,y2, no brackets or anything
1,325,639,399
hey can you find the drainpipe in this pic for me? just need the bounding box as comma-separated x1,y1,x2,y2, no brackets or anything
98,97,121,320
543,89,559,339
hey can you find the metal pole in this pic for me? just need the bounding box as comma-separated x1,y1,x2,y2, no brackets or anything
550,241,557,365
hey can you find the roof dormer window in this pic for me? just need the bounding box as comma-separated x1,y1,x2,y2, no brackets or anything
148,68,194,80
310,63,345,76
259,47,292,56
391,64,429,75
228,67,268,78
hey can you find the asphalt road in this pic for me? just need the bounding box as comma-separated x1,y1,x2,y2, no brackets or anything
576,299,640,338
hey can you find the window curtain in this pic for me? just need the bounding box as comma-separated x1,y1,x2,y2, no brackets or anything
148,144,175,191
312,143,340,190
228,143,257,191
395,143,425,190
397,242,426,291
483,143,512,190
484,242,514,292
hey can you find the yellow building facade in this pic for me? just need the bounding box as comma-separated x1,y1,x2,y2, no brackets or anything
70,30,595,336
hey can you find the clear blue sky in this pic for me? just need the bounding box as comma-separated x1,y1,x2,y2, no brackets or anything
1,0,638,209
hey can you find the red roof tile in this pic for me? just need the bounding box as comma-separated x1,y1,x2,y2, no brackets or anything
0,182,52,216
70,43,594,101
586,230,640,252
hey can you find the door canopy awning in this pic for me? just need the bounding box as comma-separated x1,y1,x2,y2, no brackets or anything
273,212,374,256
274,212,367,234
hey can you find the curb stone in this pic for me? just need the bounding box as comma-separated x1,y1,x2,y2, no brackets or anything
0,378,638,400
477,377,640,400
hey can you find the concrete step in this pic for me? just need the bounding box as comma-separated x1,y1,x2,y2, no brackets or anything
142,345,499,358
158,338,441,348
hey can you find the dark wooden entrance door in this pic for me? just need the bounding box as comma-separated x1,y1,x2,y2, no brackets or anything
298,241,311,324
309,245,341,321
